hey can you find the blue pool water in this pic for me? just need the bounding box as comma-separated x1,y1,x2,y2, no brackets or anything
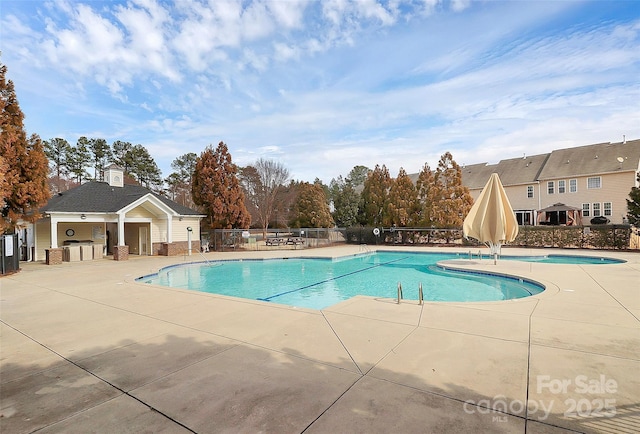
138,251,566,309
504,254,624,265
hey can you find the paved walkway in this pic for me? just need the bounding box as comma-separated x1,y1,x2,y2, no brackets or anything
1,246,638,433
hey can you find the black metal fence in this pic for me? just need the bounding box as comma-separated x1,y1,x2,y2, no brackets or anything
209,225,636,251
210,228,344,251
343,227,466,246
344,225,635,250
1,234,20,275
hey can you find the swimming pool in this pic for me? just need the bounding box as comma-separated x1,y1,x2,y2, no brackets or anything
139,251,551,309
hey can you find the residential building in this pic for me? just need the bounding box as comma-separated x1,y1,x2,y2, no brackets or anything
460,139,640,225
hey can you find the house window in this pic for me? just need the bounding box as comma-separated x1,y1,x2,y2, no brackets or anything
527,186,534,198
558,180,566,194
604,202,612,216
593,203,601,217
569,179,577,193
547,181,554,194
587,177,601,189
582,203,590,217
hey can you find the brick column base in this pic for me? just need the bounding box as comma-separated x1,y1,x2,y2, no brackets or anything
45,248,63,265
113,245,129,261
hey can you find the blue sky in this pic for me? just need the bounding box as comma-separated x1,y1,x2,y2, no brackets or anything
2,0,639,183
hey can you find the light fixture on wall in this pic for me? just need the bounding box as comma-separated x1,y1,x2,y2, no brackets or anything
179,216,183,221
80,214,86,220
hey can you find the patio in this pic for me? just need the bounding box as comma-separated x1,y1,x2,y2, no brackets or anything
1,246,638,433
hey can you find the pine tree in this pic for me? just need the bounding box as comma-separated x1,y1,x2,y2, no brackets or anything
112,140,134,173
67,137,92,183
0,63,50,233
431,152,473,228
128,144,162,191
388,167,419,227
166,152,197,208
87,138,112,181
44,137,72,193
291,182,334,228
360,164,391,226
193,142,250,229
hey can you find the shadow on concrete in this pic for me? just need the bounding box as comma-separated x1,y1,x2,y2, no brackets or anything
2,324,635,434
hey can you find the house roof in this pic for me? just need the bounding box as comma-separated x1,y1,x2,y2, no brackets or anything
42,181,202,216
537,139,640,180
461,153,549,189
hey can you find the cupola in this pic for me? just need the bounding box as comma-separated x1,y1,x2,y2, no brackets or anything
104,164,124,188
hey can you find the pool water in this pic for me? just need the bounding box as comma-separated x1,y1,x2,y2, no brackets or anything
504,254,624,264
140,251,551,310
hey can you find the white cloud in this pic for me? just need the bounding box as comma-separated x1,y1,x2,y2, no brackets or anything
2,0,639,184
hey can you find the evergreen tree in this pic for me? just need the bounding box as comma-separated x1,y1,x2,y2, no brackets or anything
329,175,360,227
166,152,197,208
360,164,391,226
128,144,162,190
43,137,71,193
388,167,419,227
111,140,134,173
347,165,371,186
0,63,50,233
431,152,473,228
193,142,250,229
291,182,334,228
415,163,435,226
627,173,640,226
87,138,112,181
67,138,92,183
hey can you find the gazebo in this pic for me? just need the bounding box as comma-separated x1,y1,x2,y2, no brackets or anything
537,203,582,226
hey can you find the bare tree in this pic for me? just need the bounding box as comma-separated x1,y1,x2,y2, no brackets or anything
240,158,289,237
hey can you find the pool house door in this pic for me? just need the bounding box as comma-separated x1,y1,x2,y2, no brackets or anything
139,226,149,256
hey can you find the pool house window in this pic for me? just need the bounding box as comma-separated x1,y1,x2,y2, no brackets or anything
569,179,577,193
604,202,612,216
527,186,534,198
587,177,601,189
558,180,566,194
593,203,601,217
582,203,590,217
547,181,554,194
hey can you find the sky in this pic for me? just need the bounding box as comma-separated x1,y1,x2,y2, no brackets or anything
2,0,639,184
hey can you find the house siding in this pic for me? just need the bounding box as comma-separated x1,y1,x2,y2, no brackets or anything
539,171,634,223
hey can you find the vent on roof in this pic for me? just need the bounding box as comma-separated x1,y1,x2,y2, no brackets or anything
623,135,626,144
594,155,598,159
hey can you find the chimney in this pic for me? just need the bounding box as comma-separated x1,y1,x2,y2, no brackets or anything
623,135,626,144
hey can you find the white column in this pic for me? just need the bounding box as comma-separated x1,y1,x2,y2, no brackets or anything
166,216,173,243
50,218,58,248
117,213,125,246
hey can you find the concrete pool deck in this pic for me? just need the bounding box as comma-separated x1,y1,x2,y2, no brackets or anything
1,246,638,433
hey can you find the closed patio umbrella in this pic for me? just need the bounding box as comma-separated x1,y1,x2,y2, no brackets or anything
463,173,519,263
